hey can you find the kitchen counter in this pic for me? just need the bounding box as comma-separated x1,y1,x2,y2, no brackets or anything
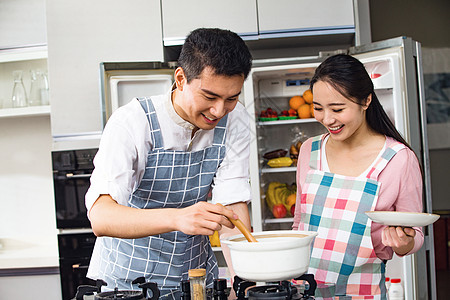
0,235,59,272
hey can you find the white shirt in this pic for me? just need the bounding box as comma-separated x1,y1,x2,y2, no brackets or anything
85,88,252,214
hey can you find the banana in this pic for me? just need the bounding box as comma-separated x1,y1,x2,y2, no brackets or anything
265,182,284,210
267,157,293,168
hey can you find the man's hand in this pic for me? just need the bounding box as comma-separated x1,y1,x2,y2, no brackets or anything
174,202,237,236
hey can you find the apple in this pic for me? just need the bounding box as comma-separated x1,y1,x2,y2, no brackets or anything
272,203,287,218
290,204,296,216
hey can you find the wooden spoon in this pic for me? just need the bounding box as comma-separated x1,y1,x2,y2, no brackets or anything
217,204,258,242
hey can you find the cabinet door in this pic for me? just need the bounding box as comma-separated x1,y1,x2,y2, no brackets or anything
0,0,47,49
46,0,164,137
257,0,354,34
161,0,258,46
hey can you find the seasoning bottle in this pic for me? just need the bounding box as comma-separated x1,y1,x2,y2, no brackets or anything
385,277,390,297
189,268,206,300
213,279,227,300
181,279,191,300
389,278,404,300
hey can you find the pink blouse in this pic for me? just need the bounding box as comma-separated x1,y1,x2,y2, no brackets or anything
292,136,424,260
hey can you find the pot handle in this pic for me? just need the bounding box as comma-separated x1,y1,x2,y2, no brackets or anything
294,274,316,297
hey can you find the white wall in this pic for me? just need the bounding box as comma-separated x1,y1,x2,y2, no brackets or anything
0,115,56,239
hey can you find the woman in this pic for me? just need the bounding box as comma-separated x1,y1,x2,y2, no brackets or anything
292,54,424,299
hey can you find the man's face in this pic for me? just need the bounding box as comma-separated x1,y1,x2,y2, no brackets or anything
173,67,245,130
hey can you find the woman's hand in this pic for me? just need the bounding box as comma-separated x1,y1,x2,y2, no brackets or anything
173,202,237,236
382,226,415,256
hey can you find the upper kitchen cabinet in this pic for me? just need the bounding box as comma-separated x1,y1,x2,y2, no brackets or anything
46,0,164,137
0,0,47,49
161,0,258,46
257,0,355,37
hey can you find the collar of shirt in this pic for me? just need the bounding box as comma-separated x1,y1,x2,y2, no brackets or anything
164,84,197,131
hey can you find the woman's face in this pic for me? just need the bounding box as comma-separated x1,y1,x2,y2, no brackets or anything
312,80,370,142
173,66,244,131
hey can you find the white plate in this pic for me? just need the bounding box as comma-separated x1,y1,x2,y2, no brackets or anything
365,211,440,227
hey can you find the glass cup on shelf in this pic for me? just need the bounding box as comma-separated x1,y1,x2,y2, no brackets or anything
28,70,50,106
29,70,42,106
11,70,28,108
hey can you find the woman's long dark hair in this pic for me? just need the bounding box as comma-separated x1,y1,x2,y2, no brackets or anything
310,54,411,149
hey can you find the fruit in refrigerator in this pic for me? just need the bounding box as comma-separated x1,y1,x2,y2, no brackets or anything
263,149,288,160
303,89,313,104
297,103,312,119
286,193,296,208
289,96,305,110
288,108,297,117
260,107,278,118
265,181,285,211
272,203,287,218
267,157,293,168
290,204,296,216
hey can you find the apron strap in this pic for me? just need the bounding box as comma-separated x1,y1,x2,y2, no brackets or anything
212,115,228,146
138,97,164,150
309,134,325,170
366,141,406,180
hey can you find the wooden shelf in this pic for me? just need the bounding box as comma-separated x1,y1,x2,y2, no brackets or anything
0,105,50,118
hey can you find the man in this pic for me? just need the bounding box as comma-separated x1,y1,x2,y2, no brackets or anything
85,28,253,299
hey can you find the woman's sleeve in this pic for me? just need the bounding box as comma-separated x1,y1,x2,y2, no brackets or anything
372,147,424,258
395,149,424,255
292,138,313,230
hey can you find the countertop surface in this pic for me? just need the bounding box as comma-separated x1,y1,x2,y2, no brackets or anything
0,235,59,270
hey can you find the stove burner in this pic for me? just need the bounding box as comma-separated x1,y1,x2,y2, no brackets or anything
95,289,144,300
233,274,317,300
74,277,159,300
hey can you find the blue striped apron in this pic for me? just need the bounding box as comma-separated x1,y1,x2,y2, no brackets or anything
97,97,227,299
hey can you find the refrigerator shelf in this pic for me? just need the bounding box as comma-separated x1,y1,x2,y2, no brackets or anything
261,166,296,173
257,118,317,126
263,217,294,224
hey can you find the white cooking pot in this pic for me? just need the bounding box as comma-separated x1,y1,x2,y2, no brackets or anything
221,230,317,282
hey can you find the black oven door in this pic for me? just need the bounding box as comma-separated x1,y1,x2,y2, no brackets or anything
58,232,97,300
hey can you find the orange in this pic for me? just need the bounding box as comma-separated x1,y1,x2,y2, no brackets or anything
289,95,305,110
310,104,315,117
297,103,312,119
303,89,313,104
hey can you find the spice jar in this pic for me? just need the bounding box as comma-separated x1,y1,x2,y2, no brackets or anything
189,268,206,300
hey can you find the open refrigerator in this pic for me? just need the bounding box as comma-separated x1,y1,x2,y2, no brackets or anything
243,37,436,300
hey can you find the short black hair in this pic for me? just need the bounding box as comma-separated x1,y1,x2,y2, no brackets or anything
178,28,252,82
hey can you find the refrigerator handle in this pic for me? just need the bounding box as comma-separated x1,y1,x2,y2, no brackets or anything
414,40,438,300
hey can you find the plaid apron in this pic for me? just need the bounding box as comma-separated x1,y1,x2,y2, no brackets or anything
97,97,227,299
298,134,405,299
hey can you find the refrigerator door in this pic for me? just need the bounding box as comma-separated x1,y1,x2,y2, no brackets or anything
349,37,435,300
100,62,176,127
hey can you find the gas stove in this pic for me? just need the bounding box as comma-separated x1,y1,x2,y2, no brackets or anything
74,274,317,300
233,274,316,300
